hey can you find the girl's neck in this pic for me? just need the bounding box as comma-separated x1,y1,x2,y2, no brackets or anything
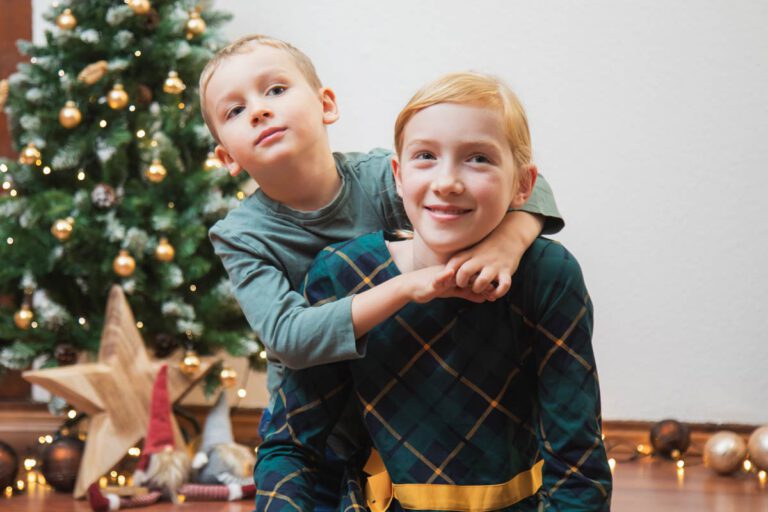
388,234,452,272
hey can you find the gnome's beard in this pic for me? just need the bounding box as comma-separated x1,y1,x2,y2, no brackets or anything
134,448,191,502
195,443,255,485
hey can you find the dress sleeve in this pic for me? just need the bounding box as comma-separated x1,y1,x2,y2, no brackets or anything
209,227,366,369
528,242,612,511
513,173,564,235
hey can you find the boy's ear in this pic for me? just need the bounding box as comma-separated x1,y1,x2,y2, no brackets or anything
391,156,403,198
320,87,339,125
510,164,538,208
215,144,243,177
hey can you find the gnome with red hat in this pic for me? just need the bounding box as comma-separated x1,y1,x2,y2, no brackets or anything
87,365,255,511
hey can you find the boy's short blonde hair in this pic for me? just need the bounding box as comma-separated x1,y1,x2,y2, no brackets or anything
394,72,532,169
199,35,323,143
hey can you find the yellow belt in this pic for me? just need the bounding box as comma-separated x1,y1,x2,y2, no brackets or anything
364,450,544,512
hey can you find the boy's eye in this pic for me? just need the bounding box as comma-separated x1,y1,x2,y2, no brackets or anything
267,85,287,96
413,151,436,160
226,105,244,119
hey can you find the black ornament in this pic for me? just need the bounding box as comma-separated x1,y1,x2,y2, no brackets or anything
54,343,78,366
153,333,178,358
40,436,84,492
650,419,691,459
0,440,19,489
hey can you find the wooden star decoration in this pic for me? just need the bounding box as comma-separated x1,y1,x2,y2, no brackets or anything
23,286,214,498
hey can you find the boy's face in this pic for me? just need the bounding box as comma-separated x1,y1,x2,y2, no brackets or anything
393,103,534,258
205,45,338,179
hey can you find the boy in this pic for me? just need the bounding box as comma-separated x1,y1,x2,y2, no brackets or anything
200,36,564,507
255,72,611,511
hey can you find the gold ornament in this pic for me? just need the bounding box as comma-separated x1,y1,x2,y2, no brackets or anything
59,101,82,129
51,217,75,241
748,425,768,471
704,431,747,475
77,60,108,85
107,83,129,110
144,159,167,183
19,143,41,165
219,366,237,388
127,0,151,15
113,250,136,277
162,71,186,95
203,152,222,172
14,304,34,330
56,8,77,30
180,350,201,376
0,79,8,110
154,237,175,262
185,11,206,39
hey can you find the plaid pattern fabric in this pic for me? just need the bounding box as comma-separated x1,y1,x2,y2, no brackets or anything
255,232,611,511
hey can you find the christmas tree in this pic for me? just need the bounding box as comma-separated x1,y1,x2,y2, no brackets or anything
0,0,263,378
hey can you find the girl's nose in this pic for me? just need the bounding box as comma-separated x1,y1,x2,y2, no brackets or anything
430,170,464,195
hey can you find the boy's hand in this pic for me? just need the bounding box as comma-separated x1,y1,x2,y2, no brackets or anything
409,266,486,304
444,211,544,301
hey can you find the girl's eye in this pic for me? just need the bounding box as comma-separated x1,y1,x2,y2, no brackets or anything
468,154,491,164
267,85,286,96
413,151,435,160
226,105,244,119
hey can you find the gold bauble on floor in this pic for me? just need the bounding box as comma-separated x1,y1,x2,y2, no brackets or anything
748,425,768,471
704,431,747,475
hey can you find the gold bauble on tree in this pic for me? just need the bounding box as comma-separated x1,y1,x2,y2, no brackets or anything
14,305,34,330
59,101,82,129
0,79,8,110
19,143,41,165
219,366,237,388
113,250,136,277
144,159,167,183
185,11,206,39
127,0,151,15
180,350,201,376
703,431,747,475
56,8,77,30
77,60,108,85
162,71,186,95
154,237,175,262
51,217,75,241
203,152,222,172
107,83,129,110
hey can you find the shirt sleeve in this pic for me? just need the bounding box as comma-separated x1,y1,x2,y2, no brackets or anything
209,227,365,369
527,242,612,511
254,362,353,511
514,173,564,235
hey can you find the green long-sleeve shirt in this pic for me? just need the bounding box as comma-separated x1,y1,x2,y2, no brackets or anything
209,149,563,397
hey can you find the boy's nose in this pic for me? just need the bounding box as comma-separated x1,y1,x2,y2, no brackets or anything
250,107,272,124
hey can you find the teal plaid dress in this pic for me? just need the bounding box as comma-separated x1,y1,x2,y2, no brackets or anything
255,232,611,511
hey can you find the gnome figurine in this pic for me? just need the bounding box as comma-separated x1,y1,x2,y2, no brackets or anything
87,368,255,511
191,392,255,486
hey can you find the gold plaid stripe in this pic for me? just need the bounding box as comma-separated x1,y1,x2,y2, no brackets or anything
258,467,316,511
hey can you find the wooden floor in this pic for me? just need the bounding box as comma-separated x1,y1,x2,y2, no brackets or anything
3,457,767,511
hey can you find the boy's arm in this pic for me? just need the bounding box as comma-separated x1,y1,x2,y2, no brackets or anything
254,363,352,511
530,246,612,511
446,173,564,298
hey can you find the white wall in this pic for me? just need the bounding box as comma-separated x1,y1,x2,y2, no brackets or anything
33,1,768,424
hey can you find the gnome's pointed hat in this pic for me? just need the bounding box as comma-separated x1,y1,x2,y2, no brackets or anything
202,392,234,450
136,364,175,471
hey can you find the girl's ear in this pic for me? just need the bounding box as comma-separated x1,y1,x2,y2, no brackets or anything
510,164,538,208
320,87,340,125
215,144,243,177
391,156,403,198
